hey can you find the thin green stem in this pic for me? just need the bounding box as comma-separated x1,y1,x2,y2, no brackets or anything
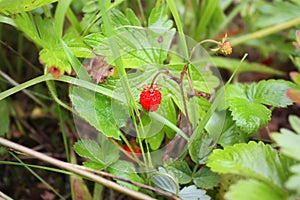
0,74,53,101
66,8,82,34
137,0,147,26
231,17,300,46
166,0,189,60
0,161,74,175
10,152,65,199
57,105,70,162
46,80,77,114
0,70,47,108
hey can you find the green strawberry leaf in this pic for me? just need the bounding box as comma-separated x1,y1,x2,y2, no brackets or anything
73,137,119,170
69,86,128,139
189,131,215,164
108,160,144,191
150,167,179,195
225,179,286,200
178,185,211,200
207,141,293,188
229,98,271,133
214,111,248,147
165,161,193,184
84,4,175,69
253,79,295,107
193,167,220,189
225,79,294,133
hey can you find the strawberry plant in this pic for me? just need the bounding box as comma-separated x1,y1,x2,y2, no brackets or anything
0,0,299,199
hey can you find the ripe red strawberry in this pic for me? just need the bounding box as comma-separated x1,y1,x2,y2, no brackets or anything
139,84,162,112
123,144,142,161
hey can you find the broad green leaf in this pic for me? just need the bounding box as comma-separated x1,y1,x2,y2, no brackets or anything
254,80,294,107
0,100,9,137
207,141,292,188
146,131,165,150
189,131,215,164
229,98,271,133
225,79,294,133
178,185,211,200
271,129,300,161
165,161,192,184
216,111,248,147
84,5,175,69
205,111,226,143
193,167,220,189
225,179,286,200
69,86,128,139
0,0,58,15
150,168,179,195
108,160,144,191
73,138,119,170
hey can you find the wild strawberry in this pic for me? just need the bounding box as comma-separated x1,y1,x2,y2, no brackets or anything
123,144,142,161
139,84,162,112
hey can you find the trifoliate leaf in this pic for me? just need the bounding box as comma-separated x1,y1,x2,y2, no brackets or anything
178,185,211,200
225,79,294,133
207,141,292,188
225,179,286,200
